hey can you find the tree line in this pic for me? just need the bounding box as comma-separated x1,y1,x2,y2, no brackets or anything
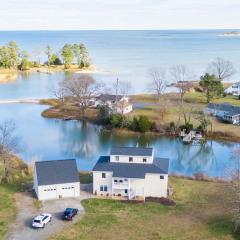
0,41,90,70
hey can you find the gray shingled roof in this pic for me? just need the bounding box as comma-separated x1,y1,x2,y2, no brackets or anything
111,147,153,157
97,94,124,102
92,156,169,178
206,103,240,117
35,159,79,186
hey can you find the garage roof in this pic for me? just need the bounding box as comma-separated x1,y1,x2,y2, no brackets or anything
93,156,169,179
35,159,79,186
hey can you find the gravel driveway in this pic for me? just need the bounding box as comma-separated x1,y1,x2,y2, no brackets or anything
5,186,92,240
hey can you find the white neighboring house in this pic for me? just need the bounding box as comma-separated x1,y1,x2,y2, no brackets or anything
225,82,240,96
92,147,169,200
94,94,133,114
205,103,240,125
34,159,80,201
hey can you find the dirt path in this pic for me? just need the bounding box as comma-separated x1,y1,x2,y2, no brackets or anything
5,191,87,240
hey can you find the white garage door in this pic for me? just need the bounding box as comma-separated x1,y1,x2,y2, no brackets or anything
59,186,75,198
42,188,57,199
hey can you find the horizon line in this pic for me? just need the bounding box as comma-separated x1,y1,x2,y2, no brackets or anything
0,28,240,32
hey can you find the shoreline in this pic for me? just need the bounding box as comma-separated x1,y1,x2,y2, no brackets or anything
0,64,97,83
40,102,240,143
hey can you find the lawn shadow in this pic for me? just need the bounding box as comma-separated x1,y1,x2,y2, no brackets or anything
208,215,240,240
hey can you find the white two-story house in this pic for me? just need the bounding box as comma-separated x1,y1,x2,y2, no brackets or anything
94,94,133,114
92,147,169,200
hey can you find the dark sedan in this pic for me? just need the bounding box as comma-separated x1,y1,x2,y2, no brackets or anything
63,208,78,220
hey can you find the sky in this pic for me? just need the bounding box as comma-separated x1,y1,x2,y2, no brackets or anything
0,0,240,30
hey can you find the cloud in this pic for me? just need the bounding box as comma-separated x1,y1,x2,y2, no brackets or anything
0,0,239,30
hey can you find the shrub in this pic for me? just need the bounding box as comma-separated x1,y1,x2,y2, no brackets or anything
179,123,193,134
130,116,156,133
194,172,205,181
18,58,31,71
110,114,129,128
50,54,62,65
98,105,111,124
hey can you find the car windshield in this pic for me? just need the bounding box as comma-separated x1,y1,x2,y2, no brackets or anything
33,220,41,223
65,208,72,214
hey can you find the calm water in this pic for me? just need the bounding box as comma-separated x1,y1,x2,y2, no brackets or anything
0,30,239,178
1,30,240,94
0,103,238,178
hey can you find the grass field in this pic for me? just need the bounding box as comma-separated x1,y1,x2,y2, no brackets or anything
51,177,238,240
184,92,240,106
0,156,30,239
0,184,17,238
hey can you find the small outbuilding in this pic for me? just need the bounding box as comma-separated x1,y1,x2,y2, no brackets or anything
33,159,80,201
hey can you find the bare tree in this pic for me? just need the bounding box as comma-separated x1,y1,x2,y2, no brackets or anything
148,68,167,101
112,79,132,97
0,120,20,183
49,83,66,106
118,81,132,97
170,65,193,101
170,65,194,126
208,57,235,80
61,74,103,117
158,95,170,120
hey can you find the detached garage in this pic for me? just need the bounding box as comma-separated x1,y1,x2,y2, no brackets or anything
34,159,80,201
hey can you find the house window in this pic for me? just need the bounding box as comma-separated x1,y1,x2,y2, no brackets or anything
129,157,133,162
143,158,147,163
160,175,164,180
100,185,104,191
104,186,108,192
102,173,106,178
115,156,119,161
125,189,128,194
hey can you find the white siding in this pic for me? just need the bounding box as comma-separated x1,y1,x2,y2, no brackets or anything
144,173,168,198
93,171,169,199
129,179,145,196
93,171,112,196
110,155,153,164
37,182,80,201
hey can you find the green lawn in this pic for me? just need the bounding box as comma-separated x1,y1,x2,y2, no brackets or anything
184,92,240,106
51,177,238,240
0,184,17,239
0,157,30,239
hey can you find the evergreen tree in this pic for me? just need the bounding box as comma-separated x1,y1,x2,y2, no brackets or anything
199,73,224,103
7,41,19,68
45,45,52,67
61,44,74,69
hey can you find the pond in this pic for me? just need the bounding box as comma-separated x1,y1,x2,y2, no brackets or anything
0,103,238,178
